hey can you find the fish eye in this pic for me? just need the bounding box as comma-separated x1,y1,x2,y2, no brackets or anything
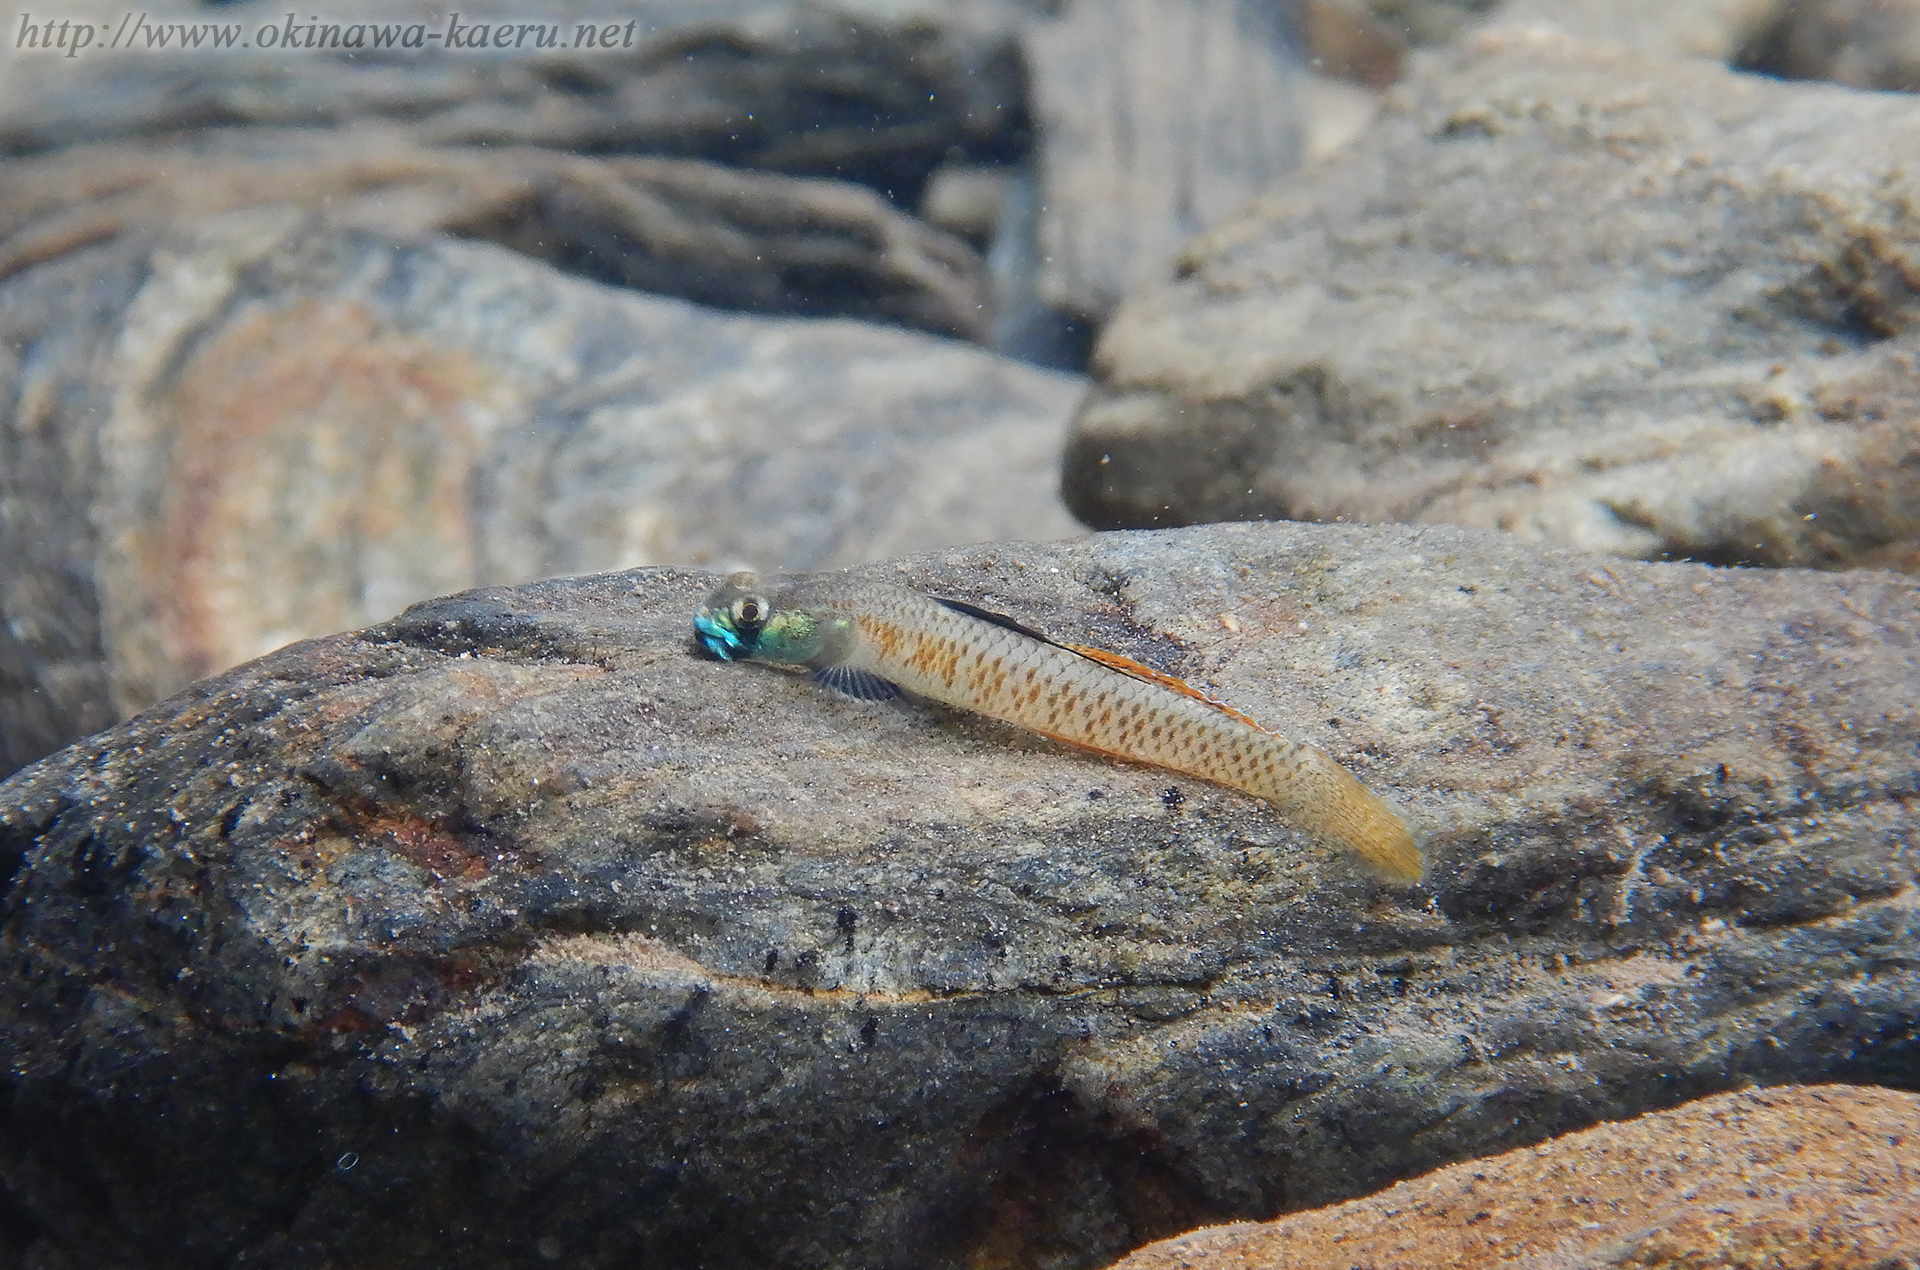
732,595,767,628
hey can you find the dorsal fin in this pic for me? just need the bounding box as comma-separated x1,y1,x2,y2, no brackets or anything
934,594,1272,732
931,595,1055,643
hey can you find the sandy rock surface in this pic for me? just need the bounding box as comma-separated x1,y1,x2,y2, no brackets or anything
2,522,1915,1269
1065,30,1920,570
1109,1084,1920,1270
0,217,1081,774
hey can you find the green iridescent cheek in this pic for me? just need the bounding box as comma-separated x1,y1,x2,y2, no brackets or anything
748,610,827,664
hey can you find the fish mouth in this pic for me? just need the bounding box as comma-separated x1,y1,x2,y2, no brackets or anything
693,612,744,660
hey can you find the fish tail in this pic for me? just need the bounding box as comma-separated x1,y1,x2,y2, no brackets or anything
1317,774,1423,883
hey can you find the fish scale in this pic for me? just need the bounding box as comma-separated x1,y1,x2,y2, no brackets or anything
694,571,1423,883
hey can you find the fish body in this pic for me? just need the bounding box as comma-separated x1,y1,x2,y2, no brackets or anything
694,572,1422,883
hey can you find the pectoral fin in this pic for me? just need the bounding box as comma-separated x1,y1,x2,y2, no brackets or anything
813,665,903,701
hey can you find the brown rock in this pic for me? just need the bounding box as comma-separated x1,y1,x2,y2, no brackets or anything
0,214,1081,774
1107,1085,1920,1270
1064,30,1920,571
1305,0,1405,87
2,522,1917,1269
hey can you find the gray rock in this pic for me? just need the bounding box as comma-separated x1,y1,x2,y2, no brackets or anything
0,214,1082,774
2,521,1915,1270
0,130,990,339
919,163,1017,248
1740,0,1920,93
0,0,1034,195
1361,0,1502,47
1063,30,1920,571
1022,0,1305,323
1487,0,1779,60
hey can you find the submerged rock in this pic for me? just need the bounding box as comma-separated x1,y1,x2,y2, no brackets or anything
1064,30,1920,571
0,216,1080,773
1741,0,1920,93
1110,1084,1920,1270
1490,0,1780,60
1,522,1915,1269
0,0,1034,196
0,130,990,338
1022,0,1304,323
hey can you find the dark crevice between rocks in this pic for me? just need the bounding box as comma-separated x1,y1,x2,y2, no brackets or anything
953,1073,1234,1270
1061,389,1302,531
4,1057,514,1270
446,185,983,339
1666,541,1800,570
1815,1016,1920,1091
0,1179,45,1269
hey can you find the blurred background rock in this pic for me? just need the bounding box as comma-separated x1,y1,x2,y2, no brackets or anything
6,0,1920,776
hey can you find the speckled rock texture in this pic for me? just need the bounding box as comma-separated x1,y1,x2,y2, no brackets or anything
1108,1084,1920,1270
0,215,1081,774
2,523,1915,1270
1064,30,1920,571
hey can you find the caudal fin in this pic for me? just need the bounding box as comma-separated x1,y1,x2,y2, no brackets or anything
1323,778,1423,884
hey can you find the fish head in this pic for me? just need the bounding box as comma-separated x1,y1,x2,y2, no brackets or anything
694,571,769,661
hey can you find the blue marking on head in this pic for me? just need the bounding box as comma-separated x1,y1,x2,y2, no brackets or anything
694,611,745,660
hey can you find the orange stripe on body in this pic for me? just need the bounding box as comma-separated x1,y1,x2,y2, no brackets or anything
1062,643,1269,732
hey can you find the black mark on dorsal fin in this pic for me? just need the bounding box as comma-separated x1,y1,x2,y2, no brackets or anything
813,666,903,701
933,594,1188,685
930,593,1236,715
931,595,1056,644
